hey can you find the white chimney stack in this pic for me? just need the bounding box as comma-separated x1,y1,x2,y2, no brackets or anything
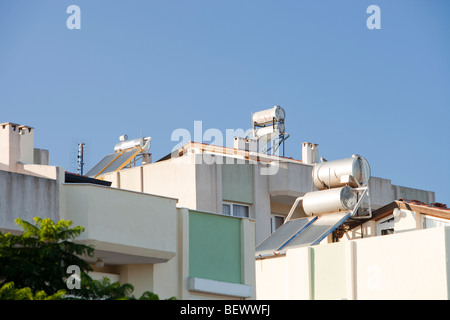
0,122,35,171
302,142,319,164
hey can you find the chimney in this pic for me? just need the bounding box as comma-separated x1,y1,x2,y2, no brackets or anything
302,142,319,164
142,153,152,165
0,122,35,171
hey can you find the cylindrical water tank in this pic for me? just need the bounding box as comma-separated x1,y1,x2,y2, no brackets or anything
252,106,285,126
302,186,358,216
254,122,285,137
313,155,370,190
114,137,145,152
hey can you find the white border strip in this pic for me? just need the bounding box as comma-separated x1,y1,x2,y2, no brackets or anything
188,277,252,298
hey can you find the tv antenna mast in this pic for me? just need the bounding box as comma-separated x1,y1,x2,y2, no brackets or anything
77,142,85,175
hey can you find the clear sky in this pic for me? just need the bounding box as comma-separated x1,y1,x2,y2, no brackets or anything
1,0,449,205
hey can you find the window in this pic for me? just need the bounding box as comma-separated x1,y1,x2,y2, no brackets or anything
422,215,450,229
377,215,394,236
271,215,285,233
381,228,394,236
222,202,250,218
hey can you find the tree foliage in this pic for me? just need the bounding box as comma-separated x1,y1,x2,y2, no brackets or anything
77,275,134,300
76,276,166,300
0,282,65,300
0,217,94,295
0,217,176,300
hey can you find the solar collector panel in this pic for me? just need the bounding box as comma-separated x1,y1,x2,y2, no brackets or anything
284,212,351,249
255,217,317,256
255,212,352,256
85,153,121,178
99,148,141,175
85,147,142,178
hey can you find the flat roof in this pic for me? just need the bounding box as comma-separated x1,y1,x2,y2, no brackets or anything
157,141,305,165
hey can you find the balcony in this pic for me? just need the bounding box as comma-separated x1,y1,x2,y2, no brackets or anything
61,183,178,265
268,161,313,201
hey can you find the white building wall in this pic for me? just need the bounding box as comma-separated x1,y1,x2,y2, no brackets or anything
103,155,198,210
0,170,59,232
60,183,178,263
256,227,450,300
355,227,449,299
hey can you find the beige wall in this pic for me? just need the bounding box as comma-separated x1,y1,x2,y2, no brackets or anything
354,227,450,299
61,187,255,300
255,247,312,300
268,161,312,197
60,183,183,299
103,155,198,210
60,183,178,263
256,226,450,300
102,153,313,245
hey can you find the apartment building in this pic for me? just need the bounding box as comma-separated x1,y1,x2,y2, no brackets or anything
0,112,440,300
0,122,255,299
98,139,435,246
255,199,450,300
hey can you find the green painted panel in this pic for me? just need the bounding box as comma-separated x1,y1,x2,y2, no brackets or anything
189,210,242,284
221,161,253,204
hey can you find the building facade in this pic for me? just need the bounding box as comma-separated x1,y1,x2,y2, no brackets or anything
99,140,436,247
255,200,450,300
0,122,255,299
1,120,442,300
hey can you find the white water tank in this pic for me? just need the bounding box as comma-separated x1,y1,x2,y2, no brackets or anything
114,137,151,152
252,106,285,126
254,122,285,137
313,155,370,190
303,186,358,216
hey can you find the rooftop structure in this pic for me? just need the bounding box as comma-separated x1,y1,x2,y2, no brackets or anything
0,121,255,299
0,108,444,300
90,106,436,246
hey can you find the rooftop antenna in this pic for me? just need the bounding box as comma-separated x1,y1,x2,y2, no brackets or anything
77,142,85,175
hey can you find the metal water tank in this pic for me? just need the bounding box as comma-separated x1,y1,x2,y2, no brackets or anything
313,155,370,190
113,137,151,152
302,186,358,216
254,122,285,137
252,106,285,126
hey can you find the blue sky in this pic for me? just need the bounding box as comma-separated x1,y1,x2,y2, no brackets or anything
1,0,449,204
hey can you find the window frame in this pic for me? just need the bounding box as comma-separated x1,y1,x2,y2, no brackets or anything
270,214,285,233
222,201,250,218
376,215,394,236
421,215,450,229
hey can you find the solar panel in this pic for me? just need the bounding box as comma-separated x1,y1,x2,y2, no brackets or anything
255,212,351,256
284,212,351,249
86,148,142,178
255,217,317,256
99,148,141,176
85,153,121,178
